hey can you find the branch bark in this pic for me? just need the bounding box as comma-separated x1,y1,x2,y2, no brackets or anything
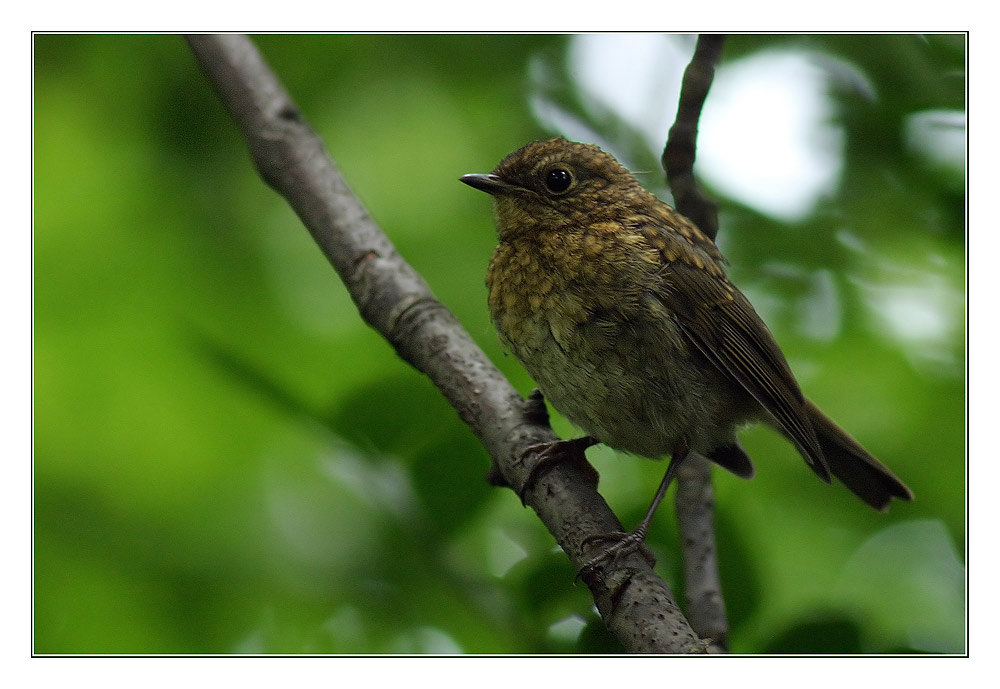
675,456,728,651
662,33,731,650
186,34,705,654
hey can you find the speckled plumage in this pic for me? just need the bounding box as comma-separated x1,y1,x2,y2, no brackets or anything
484,188,752,461
462,138,912,510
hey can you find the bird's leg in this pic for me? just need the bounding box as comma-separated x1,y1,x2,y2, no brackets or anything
577,438,691,579
516,389,599,504
518,436,600,504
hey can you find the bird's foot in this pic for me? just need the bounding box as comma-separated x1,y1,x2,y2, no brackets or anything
517,436,599,505
576,529,657,582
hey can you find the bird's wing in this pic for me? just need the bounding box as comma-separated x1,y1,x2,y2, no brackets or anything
650,240,830,480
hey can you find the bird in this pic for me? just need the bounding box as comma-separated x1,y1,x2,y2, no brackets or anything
461,137,912,569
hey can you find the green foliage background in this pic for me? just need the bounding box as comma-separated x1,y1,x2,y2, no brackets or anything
34,34,965,654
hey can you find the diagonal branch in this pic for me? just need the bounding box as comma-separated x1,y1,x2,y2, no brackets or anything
662,33,730,650
186,33,706,654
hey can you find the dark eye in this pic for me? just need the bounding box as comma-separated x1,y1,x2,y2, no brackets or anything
544,167,573,194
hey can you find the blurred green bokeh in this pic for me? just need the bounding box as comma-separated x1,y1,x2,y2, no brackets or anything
33,34,965,654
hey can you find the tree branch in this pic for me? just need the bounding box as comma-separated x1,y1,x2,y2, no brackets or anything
675,455,728,651
662,33,730,650
186,33,705,654
663,34,726,240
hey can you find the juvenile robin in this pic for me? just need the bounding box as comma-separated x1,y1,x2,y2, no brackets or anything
461,137,912,567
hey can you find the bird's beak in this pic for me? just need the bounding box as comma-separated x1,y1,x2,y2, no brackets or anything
460,173,515,195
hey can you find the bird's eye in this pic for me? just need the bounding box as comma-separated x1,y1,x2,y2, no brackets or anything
544,167,574,194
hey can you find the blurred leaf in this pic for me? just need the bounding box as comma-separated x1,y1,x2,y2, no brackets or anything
836,519,965,653
762,615,864,654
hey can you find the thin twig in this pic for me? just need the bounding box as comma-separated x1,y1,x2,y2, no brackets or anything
675,456,729,652
663,34,727,240
186,34,705,654
662,33,731,648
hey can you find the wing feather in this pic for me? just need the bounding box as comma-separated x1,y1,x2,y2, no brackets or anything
655,253,830,480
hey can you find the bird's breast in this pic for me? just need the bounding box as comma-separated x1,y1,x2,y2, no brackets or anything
484,224,750,458
486,225,653,352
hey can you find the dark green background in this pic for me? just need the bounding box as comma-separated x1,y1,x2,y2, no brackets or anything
34,34,965,654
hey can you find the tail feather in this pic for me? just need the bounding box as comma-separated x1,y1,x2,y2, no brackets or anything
804,399,914,511
706,442,756,479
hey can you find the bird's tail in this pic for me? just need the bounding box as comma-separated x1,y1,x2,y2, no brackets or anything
804,398,914,511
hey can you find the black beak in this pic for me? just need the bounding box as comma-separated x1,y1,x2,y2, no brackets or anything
460,173,514,195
